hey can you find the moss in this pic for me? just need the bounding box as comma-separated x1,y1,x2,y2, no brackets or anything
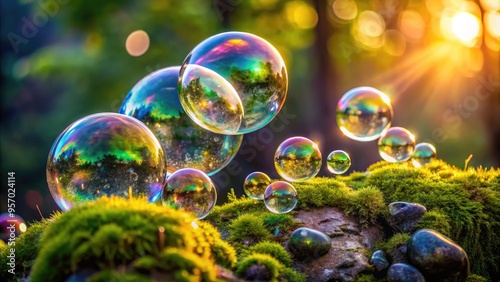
355,274,379,282
415,210,451,235
29,196,224,282
195,221,237,268
280,266,307,282
228,214,272,244
465,274,488,282
236,253,283,282
0,219,53,281
377,233,411,263
243,241,293,267
263,213,298,236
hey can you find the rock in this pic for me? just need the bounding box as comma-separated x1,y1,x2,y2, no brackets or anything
370,250,389,272
292,207,384,281
388,202,426,233
408,229,469,282
65,269,99,282
288,227,331,259
387,263,425,282
335,258,355,269
243,264,272,281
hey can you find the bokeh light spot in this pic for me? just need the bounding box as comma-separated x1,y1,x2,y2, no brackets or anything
332,0,358,21
125,30,150,57
451,12,481,45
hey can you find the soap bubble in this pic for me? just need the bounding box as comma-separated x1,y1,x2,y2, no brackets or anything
178,64,243,134
411,143,437,168
46,113,167,211
179,31,288,134
161,168,217,219
120,67,242,176
0,213,26,242
264,181,298,214
336,87,393,141
274,137,322,182
378,127,416,162
327,150,351,174
243,171,272,200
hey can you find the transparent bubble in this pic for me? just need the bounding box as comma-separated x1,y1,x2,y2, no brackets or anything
274,137,322,182
336,87,393,141
411,143,437,168
179,31,288,134
378,127,416,162
0,213,26,242
120,67,242,176
243,171,272,200
264,181,298,214
46,113,167,211
178,64,243,134
161,168,217,219
327,150,351,174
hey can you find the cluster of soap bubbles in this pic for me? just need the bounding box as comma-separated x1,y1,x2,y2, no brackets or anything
46,31,288,219
336,86,436,165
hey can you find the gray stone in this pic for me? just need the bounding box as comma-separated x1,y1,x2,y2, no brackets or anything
388,202,426,233
408,229,469,282
370,250,389,272
387,263,425,282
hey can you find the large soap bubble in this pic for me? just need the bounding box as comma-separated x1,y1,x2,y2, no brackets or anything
274,137,322,182
120,67,242,176
378,127,416,162
46,113,167,211
161,168,217,219
336,87,393,141
179,31,288,134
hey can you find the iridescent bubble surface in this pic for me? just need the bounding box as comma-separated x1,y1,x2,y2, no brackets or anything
120,67,242,176
161,168,217,219
327,150,351,174
264,181,298,214
336,87,393,141
411,143,437,168
378,127,416,162
243,171,272,200
46,113,167,211
178,64,243,134
274,137,322,182
179,31,288,134
0,213,26,242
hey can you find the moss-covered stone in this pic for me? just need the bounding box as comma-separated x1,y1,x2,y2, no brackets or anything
27,196,234,282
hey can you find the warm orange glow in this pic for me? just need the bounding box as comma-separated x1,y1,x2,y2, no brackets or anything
125,30,150,57
285,1,318,29
485,11,500,37
451,12,481,45
332,0,357,21
399,10,425,41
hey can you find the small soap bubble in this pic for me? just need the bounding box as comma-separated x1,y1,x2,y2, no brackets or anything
243,171,272,200
336,87,393,141
178,64,243,134
411,143,437,168
378,127,416,162
179,31,288,134
161,168,217,219
0,213,26,242
46,113,167,211
327,150,351,174
274,137,322,182
120,67,242,176
264,181,298,214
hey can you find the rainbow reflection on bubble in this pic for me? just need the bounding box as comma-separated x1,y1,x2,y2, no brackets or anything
120,67,242,175
178,64,243,134
274,137,322,182
161,168,217,219
336,87,393,142
327,150,351,174
179,31,288,134
46,113,167,211
378,127,416,162
264,181,298,214
0,213,26,243
243,171,272,200
411,143,437,168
